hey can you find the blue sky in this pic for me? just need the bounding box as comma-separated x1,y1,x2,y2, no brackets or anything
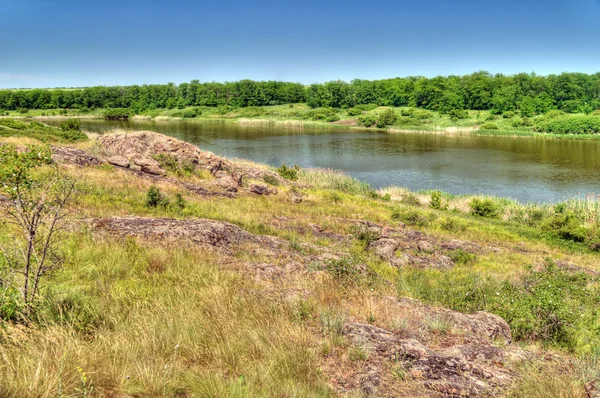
1,0,600,88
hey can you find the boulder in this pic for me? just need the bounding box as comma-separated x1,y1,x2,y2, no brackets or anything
107,155,130,168
249,184,269,195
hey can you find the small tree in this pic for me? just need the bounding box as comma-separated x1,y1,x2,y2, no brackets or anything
0,145,75,315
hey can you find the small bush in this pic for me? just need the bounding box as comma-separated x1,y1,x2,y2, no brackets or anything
400,193,421,207
355,104,378,111
350,224,380,245
182,108,198,118
59,118,81,131
358,115,377,127
540,212,587,243
326,115,340,122
277,164,300,181
502,111,515,119
347,107,363,116
439,217,466,232
447,249,476,265
145,186,169,208
429,191,444,210
392,208,429,226
263,174,280,186
325,257,362,281
480,122,499,130
449,109,468,120
377,109,398,127
104,108,131,120
470,198,500,218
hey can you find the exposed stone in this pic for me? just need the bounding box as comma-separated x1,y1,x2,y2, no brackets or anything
215,174,238,192
417,240,435,253
586,379,600,398
249,184,269,195
132,157,166,176
51,146,104,167
107,155,130,168
88,217,283,249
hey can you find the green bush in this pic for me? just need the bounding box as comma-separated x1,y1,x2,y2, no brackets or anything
469,198,500,218
277,164,300,181
540,211,587,243
350,224,380,245
535,115,600,135
347,107,363,116
429,191,444,210
182,108,198,118
377,109,398,127
480,122,499,130
391,208,429,226
502,111,515,119
449,109,468,120
103,108,131,120
358,115,377,127
59,118,81,131
326,115,340,122
145,186,169,208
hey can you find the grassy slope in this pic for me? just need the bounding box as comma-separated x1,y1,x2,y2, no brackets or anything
1,130,600,396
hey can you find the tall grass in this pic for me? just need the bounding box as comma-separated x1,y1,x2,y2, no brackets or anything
299,168,373,196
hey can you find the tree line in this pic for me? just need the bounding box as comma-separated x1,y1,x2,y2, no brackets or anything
1,71,600,115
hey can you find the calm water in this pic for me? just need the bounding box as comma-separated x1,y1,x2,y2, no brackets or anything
70,119,600,203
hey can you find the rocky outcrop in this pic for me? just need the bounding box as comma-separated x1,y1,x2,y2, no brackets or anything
51,146,104,167
328,297,519,397
356,221,485,269
89,217,284,249
97,131,286,191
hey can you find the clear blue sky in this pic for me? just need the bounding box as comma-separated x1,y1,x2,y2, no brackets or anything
2,0,600,88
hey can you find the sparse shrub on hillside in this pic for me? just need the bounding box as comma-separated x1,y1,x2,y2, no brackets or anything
355,104,378,111
277,164,300,180
502,111,515,119
429,191,444,210
470,198,500,218
391,208,430,226
145,186,169,208
350,224,380,245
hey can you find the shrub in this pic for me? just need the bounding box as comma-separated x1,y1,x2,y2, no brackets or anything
502,111,515,119
277,164,300,181
17,108,29,114
377,109,398,127
347,107,363,116
182,108,198,118
350,224,380,245
400,193,421,207
391,208,429,226
358,115,377,127
326,114,340,122
439,217,466,232
103,108,131,120
263,174,280,186
174,193,186,211
325,257,362,281
470,198,500,218
480,122,499,130
447,249,476,265
59,118,81,131
429,191,444,210
535,115,600,135
145,186,169,208
216,105,232,115
449,109,468,120
540,212,587,243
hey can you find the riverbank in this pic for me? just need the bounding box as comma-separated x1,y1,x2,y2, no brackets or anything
5,103,600,140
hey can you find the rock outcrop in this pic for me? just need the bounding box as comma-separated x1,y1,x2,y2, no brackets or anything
97,131,286,191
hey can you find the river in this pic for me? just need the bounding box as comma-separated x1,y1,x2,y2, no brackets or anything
69,119,600,203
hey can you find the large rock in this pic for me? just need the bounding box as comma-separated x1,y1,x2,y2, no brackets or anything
107,155,130,168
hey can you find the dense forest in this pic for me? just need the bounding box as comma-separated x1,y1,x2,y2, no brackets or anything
1,71,600,115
